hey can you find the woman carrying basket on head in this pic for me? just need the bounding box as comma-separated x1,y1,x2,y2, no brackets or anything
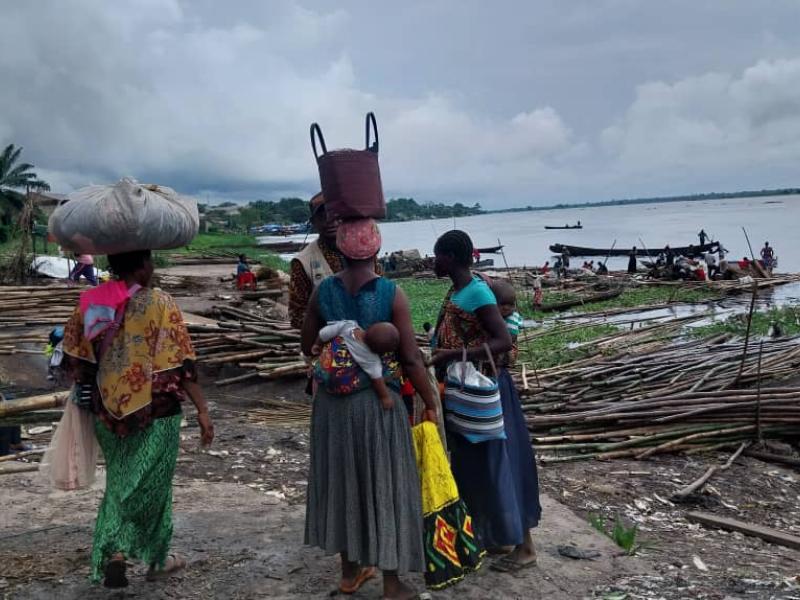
302,218,442,599
429,230,542,574
63,249,214,587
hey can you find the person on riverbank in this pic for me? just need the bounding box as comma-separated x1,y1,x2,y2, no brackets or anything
430,230,541,574
760,242,775,271
69,253,98,286
289,193,381,329
301,218,439,600
664,245,675,268
539,261,550,276
288,193,343,329
63,249,214,587
704,251,718,279
627,247,637,274
235,254,257,290
698,229,708,245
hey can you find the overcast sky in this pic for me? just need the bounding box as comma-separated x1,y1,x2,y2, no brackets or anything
1,0,799,208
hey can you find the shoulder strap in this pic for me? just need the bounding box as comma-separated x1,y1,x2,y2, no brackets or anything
96,284,142,361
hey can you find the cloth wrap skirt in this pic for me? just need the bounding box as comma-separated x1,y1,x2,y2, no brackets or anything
305,387,424,574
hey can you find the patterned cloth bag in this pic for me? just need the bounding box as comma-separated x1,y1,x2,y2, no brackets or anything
412,421,484,589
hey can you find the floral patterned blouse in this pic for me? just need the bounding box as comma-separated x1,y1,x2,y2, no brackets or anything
64,287,197,437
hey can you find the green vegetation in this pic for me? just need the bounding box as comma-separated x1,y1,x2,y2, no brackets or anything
394,278,450,330
518,324,618,370
0,144,49,244
690,306,800,339
393,279,717,368
588,514,642,556
171,232,291,271
202,196,485,233
386,197,483,221
202,198,309,232
489,187,800,215
174,232,260,252
518,285,720,320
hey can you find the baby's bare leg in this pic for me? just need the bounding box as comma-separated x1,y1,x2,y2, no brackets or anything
371,378,394,410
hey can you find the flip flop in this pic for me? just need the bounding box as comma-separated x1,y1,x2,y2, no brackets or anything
146,554,187,581
490,555,537,573
103,557,128,588
339,566,377,594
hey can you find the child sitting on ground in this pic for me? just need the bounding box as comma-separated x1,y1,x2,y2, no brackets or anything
491,279,522,367
314,320,400,409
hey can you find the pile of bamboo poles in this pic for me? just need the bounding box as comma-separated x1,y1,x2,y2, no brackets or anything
191,305,305,386
522,336,800,461
0,286,79,329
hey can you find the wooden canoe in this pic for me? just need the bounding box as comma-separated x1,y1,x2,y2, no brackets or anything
549,242,719,258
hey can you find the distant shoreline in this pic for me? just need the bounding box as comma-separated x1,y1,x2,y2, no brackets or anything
485,187,800,216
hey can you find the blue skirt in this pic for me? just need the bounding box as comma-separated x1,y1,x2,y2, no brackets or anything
448,368,541,548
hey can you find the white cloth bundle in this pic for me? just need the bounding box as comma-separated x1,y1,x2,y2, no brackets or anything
49,177,199,255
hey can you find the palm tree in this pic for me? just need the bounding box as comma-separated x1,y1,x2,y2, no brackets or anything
0,144,50,227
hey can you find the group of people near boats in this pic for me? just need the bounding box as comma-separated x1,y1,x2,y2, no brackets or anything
50,187,541,598
648,239,777,281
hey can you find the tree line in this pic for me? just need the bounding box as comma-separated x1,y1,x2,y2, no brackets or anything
201,196,485,231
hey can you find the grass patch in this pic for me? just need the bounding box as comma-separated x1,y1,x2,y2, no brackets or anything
180,233,290,270
518,323,618,369
690,305,800,339
518,285,720,320
174,232,258,252
394,278,450,330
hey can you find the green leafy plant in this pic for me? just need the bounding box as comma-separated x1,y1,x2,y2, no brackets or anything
588,513,641,555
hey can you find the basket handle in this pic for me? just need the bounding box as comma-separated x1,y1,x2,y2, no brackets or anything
482,343,498,378
310,122,327,161
459,346,468,391
365,112,379,153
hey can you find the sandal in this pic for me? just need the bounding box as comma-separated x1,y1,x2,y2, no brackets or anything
339,566,376,594
146,553,187,581
490,554,537,573
103,556,128,588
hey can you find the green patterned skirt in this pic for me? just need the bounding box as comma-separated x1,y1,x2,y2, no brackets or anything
91,414,181,582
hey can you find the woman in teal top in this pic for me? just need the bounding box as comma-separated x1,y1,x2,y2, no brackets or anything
301,218,438,599
431,230,541,574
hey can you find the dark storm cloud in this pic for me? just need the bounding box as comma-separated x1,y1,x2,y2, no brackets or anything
1,0,799,206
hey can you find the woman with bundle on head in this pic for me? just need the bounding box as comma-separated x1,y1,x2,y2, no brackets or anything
63,249,214,587
429,230,542,574
301,218,439,600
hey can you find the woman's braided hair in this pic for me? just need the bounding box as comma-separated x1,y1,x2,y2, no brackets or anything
434,230,474,267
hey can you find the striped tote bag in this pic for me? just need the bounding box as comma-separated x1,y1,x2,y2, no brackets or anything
443,345,506,443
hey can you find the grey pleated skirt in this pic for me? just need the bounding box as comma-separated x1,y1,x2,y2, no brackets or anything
304,387,424,574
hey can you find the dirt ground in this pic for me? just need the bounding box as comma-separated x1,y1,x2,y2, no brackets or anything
3,373,800,599
2,378,655,600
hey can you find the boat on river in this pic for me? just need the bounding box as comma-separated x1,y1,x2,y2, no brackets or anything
476,245,504,254
549,241,719,258
544,224,583,230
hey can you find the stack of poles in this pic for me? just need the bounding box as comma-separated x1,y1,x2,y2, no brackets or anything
521,336,800,462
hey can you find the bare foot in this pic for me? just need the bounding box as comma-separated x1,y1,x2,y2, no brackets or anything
146,554,186,581
383,573,423,599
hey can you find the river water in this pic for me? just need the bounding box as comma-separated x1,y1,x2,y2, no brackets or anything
260,194,799,271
